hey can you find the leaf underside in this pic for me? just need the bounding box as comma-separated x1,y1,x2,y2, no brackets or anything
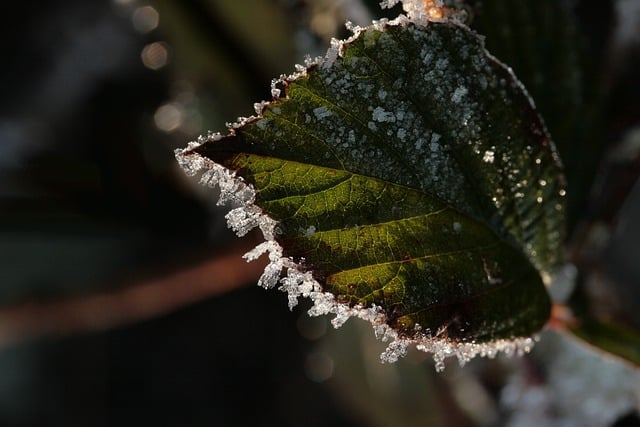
183,21,566,345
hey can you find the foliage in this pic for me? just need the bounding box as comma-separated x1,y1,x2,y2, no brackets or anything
176,2,573,369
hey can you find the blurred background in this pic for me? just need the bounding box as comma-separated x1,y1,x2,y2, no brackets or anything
1,0,639,426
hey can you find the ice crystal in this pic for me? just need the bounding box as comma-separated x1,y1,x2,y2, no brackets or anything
451,85,468,103
483,150,495,163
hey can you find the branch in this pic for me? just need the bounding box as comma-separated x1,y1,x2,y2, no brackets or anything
0,242,267,348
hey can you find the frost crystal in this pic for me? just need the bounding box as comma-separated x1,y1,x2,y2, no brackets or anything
483,150,495,163
451,85,468,103
372,106,396,122
313,106,333,120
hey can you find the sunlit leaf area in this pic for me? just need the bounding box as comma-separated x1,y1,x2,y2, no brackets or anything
1,0,640,426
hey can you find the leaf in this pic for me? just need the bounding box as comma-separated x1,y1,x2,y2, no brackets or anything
568,318,640,368
176,16,566,369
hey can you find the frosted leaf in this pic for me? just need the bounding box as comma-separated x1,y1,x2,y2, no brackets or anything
175,4,565,371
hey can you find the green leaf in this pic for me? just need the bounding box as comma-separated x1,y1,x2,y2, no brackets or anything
565,222,640,369
176,18,566,369
569,318,640,368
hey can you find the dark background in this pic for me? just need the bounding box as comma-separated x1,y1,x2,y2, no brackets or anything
1,1,639,426
0,1,395,425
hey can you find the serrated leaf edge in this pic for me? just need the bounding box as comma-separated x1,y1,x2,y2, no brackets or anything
173,12,558,371
175,144,538,371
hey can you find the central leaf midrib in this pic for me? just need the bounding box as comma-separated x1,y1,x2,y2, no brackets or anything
297,208,449,237
243,155,529,262
325,240,501,276
250,155,447,210
255,169,352,201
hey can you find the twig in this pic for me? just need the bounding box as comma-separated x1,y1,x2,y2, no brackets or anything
0,243,267,348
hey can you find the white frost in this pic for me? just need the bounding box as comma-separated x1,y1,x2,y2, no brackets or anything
372,106,396,122
313,106,333,120
451,85,468,103
483,150,495,163
302,225,316,237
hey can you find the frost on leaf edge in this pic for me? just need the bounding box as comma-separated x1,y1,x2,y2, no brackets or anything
174,16,539,372
175,141,537,372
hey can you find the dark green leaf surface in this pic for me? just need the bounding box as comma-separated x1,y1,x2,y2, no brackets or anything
182,21,566,345
469,0,607,231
